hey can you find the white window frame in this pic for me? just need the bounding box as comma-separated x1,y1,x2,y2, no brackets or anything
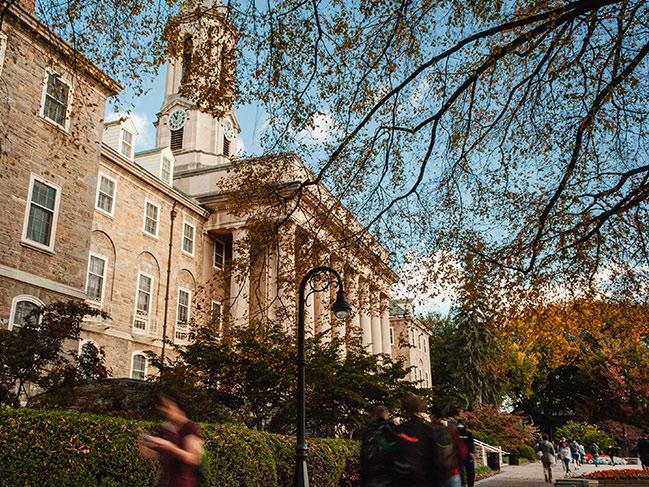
119,128,135,160
21,173,62,253
133,271,154,333
0,31,7,77
211,300,223,331
85,253,107,305
214,239,225,270
39,68,73,131
182,220,195,257
175,287,192,342
8,295,44,331
130,352,148,380
95,171,117,217
142,198,160,238
160,157,172,184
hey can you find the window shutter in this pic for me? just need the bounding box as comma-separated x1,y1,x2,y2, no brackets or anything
170,128,183,150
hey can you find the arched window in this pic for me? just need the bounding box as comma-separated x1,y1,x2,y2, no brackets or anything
9,295,43,330
181,35,193,84
131,352,148,380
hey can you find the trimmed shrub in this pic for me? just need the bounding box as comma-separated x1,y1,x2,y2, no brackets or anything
519,444,537,461
0,408,359,487
473,429,499,446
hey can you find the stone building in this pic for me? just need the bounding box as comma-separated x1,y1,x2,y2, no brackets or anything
0,0,403,379
389,299,432,388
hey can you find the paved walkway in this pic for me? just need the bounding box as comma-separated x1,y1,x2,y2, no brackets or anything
477,461,642,486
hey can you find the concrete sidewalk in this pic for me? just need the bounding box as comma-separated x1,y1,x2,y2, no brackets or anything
476,460,642,486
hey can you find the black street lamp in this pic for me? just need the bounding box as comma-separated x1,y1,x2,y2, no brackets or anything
294,266,351,487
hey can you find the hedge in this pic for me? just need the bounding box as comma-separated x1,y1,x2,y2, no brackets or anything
0,408,359,486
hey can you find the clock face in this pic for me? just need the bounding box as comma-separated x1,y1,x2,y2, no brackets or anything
168,109,187,131
222,119,235,141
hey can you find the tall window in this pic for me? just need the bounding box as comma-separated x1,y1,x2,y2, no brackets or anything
223,135,230,156
134,273,152,331
10,298,41,330
131,353,147,380
176,288,191,341
143,200,159,237
23,176,59,250
181,35,193,84
96,173,116,215
182,222,195,255
161,157,172,183
86,254,106,303
42,72,70,127
211,300,223,330
214,239,225,269
389,326,394,346
120,129,134,159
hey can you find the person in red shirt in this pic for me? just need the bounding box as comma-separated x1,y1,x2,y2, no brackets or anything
140,390,205,487
429,414,467,487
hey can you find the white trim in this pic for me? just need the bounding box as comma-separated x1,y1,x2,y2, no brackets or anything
181,219,195,257
119,127,135,160
133,271,154,334
175,287,192,343
0,31,7,77
8,295,44,331
130,351,148,380
21,173,62,253
39,67,74,132
95,171,117,217
213,238,225,270
160,156,173,185
211,299,223,331
142,198,160,238
0,263,87,299
85,252,107,306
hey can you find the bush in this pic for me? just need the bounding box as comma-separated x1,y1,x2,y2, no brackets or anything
473,429,499,446
518,444,537,461
0,408,359,486
457,404,537,451
555,421,614,449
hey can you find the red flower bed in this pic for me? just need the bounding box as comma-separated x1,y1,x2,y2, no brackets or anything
580,469,649,480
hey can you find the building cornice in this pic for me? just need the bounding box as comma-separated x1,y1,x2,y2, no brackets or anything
7,3,122,95
100,144,210,219
0,263,87,299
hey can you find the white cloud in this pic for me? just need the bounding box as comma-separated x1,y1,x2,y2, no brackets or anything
105,111,156,151
300,112,336,144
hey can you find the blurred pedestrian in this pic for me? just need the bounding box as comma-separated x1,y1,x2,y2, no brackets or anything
457,421,476,487
569,440,580,469
392,394,439,487
360,405,397,487
591,442,600,467
536,434,556,484
139,390,205,487
637,432,649,471
559,441,571,477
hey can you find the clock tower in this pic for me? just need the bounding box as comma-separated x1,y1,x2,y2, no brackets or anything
155,0,239,172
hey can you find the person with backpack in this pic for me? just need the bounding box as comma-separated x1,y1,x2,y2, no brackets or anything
591,443,600,467
429,415,466,487
456,421,475,487
360,405,397,487
139,390,205,487
569,440,580,469
392,394,440,487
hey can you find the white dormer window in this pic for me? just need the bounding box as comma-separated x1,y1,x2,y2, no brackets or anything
214,239,225,270
161,157,172,183
120,129,134,159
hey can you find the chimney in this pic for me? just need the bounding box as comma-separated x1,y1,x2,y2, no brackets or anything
16,0,36,15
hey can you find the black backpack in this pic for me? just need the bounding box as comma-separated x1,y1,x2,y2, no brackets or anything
430,424,461,481
361,421,396,479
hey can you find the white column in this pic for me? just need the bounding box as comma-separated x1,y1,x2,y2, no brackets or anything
371,287,382,355
381,294,391,358
269,224,296,332
360,279,372,350
305,290,316,336
229,228,249,328
345,270,360,342
317,280,332,344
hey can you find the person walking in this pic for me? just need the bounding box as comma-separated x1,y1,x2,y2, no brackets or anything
569,440,581,469
591,442,600,467
392,394,440,487
578,442,586,465
429,415,466,487
559,441,572,477
637,432,649,471
360,405,397,487
457,421,476,487
139,390,205,487
536,434,556,484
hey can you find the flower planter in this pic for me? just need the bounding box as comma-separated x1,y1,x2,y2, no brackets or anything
557,479,649,487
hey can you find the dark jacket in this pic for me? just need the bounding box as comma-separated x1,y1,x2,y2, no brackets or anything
392,416,440,487
360,418,397,485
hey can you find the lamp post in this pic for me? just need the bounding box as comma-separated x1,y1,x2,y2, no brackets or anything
294,266,351,487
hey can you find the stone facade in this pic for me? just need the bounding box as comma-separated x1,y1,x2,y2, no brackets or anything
389,300,432,388
0,1,423,380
